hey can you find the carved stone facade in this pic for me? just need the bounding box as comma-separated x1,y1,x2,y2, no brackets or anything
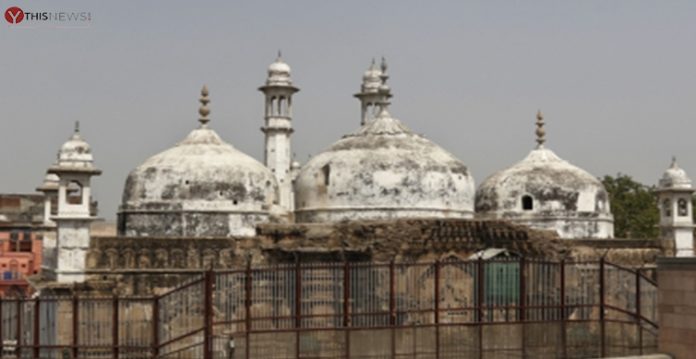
76,218,668,295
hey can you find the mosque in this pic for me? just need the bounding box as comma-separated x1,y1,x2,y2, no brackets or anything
34,55,693,286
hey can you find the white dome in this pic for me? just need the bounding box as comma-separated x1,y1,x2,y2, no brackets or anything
119,87,278,238
475,146,613,239
56,124,95,168
119,127,278,237
266,57,292,87
659,157,692,189
269,60,290,74
294,109,475,223
37,172,60,192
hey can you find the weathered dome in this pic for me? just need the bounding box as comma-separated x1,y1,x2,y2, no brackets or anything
266,53,292,86
118,87,278,238
659,157,692,190
54,122,95,168
37,172,60,192
475,146,613,239
294,108,475,223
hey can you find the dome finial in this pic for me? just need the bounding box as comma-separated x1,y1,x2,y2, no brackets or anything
380,56,388,74
198,85,211,127
74,120,80,134
277,49,282,61
535,109,546,148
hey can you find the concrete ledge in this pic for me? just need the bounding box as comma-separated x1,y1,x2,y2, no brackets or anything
657,256,696,270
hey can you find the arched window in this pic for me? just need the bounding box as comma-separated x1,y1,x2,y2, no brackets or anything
663,199,672,217
321,164,331,186
67,181,83,205
522,195,533,211
678,198,689,217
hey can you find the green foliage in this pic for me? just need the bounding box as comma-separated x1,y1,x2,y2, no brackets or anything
601,174,659,239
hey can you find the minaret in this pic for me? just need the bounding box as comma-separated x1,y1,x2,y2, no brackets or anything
354,57,392,126
656,157,695,257
47,122,101,283
259,52,299,211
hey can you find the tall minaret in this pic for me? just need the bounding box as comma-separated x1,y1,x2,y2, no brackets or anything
259,52,299,211
656,157,695,257
47,122,101,283
354,58,392,126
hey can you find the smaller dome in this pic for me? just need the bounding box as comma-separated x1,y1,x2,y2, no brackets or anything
48,122,100,174
265,53,293,86
659,157,692,189
269,60,291,75
361,59,384,93
36,172,59,192
59,129,93,165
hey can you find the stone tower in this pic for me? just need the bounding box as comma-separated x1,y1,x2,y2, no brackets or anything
354,58,391,126
259,52,299,211
656,157,694,257
47,122,101,283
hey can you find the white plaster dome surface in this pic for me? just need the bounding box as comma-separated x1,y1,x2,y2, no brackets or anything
475,146,613,239
121,128,278,210
118,87,279,238
659,158,692,189
294,109,475,223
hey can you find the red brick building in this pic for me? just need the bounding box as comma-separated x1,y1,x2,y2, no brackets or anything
0,194,47,296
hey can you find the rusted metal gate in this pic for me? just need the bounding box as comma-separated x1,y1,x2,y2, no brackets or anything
0,258,657,358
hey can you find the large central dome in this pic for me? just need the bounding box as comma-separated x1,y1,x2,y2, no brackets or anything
294,106,475,223
118,87,278,237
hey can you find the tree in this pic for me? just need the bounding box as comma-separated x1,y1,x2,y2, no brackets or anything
601,174,659,239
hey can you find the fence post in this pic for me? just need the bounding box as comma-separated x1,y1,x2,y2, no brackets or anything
203,270,214,359
245,263,253,359
636,268,642,355
519,257,526,359
343,261,350,359
477,257,484,359
152,295,159,359
434,260,440,359
599,257,606,358
389,260,396,359
32,297,39,359
112,296,119,359
560,259,567,359
72,296,78,359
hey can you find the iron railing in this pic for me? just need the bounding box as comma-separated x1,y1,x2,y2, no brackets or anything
0,258,657,358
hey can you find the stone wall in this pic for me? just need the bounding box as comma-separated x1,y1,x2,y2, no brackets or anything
65,218,670,296
657,257,696,358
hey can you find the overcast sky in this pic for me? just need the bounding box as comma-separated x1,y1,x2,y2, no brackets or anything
2,0,696,220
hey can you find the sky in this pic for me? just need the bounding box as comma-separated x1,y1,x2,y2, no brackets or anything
2,0,696,221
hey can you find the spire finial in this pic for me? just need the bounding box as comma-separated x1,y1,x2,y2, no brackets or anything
74,121,80,134
535,109,545,148
380,56,388,73
671,156,678,168
277,50,282,61
198,85,210,127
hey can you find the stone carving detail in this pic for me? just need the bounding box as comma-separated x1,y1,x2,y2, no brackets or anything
187,245,200,268
171,249,185,268
202,249,216,269
155,249,169,268
138,249,151,269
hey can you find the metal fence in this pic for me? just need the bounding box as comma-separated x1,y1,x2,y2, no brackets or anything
0,258,657,358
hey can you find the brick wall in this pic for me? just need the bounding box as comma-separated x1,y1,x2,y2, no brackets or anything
657,257,696,358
